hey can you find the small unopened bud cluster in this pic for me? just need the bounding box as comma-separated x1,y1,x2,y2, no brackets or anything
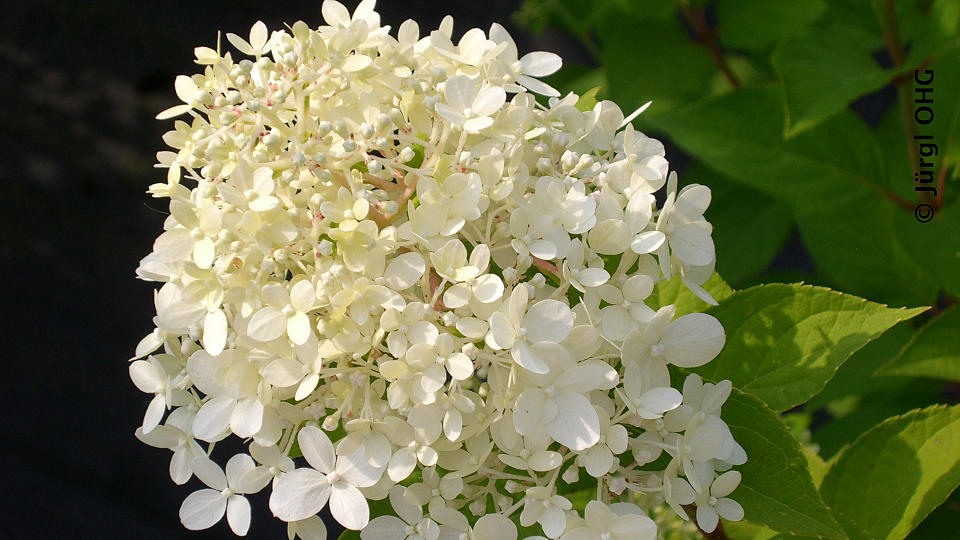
131,1,744,538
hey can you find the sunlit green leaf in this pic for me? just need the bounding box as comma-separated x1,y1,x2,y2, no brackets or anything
820,404,960,540
695,283,927,411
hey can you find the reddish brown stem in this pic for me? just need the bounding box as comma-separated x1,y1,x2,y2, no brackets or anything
531,256,561,279
934,164,949,210
679,5,741,89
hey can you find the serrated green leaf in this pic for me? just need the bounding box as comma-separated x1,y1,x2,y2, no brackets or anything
721,389,844,538
773,23,893,137
878,305,960,381
819,404,960,540
650,272,733,315
695,283,927,412
717,0,826,50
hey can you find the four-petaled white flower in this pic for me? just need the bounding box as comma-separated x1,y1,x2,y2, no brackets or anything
436,75,507,133
179,454,272,535
269,426,383,530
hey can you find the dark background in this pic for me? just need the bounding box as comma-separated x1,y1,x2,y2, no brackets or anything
0,1,592,538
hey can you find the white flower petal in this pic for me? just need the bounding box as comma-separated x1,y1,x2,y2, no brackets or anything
473,514,517,540
288,312,313,345
520,51,562,77
472,86,506,117
712,471,741,498
583,445,614,477
193,237,215,269
578,268,609,288
515,74,560,97
463,116,495,133
488,311,516,349
361,515,407,540
230,398,264,439
513,388,547,435
715,498,744,521
193,396,235,442
143,394,166,433
661,313,725,368
523,300,573,343
670,222,715,266
696,504,720,533
202,309,228,356
446,353,474,380
510,341,549,374
330,482,370,530
299,426,336,473
455,317,488,339
269,468,331,522
631,231,665,254
384,253,426,290
227,495,252,536
322,0,351,26
247,307,287,342
129,360,163,394
443,75,475,111
548,392,600,451
443,284,471,308
192,456,228,491
180,489,227,531
388,447,417,482
528,239,557,260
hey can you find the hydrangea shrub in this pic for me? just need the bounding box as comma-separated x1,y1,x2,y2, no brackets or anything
130,1,748,538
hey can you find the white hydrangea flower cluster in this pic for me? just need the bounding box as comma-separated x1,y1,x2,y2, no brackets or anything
130,2,746,538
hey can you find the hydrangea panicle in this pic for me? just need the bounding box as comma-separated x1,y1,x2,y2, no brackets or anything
132,2,745,537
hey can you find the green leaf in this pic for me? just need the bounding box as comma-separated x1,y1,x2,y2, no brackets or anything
819,404,960,540
575,86,601,112
804,448,828,489
599,6,716,115
650,272,733,316
722,520,780,540
812,379,945,460
686,162,793,287
695,283,927,412
721,389,844,538
773,22,893,137
649,84,957,306
908,487,960,539
717,0,827,50
807,321,918,409
878,305,960,381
